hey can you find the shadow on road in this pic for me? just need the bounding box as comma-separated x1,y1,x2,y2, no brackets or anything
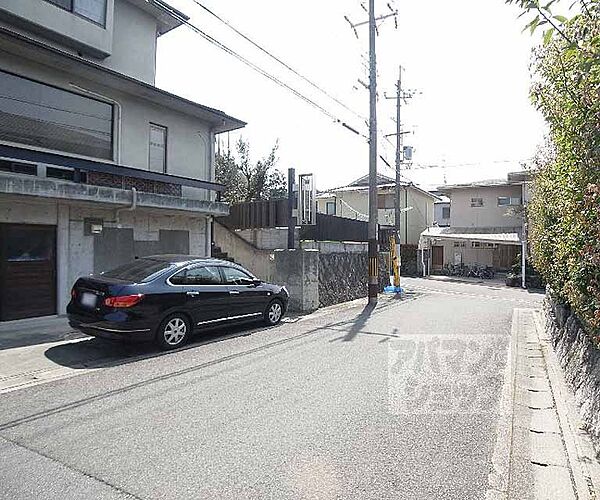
341,302,376,342
43,322,274,370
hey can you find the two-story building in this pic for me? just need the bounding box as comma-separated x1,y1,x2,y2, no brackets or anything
316,174,437,245
419,172,530,275
431,192,450,227
0,0,245,321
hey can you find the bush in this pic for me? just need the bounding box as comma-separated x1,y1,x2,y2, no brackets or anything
526,6,600,339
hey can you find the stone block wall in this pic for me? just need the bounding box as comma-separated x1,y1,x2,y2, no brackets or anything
544,290,600,455
318,252,389,308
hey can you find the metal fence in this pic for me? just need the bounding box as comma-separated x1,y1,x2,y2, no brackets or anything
299,213,368,242
219,199,384,244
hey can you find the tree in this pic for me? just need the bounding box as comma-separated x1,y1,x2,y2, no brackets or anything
215,138,287,203
508,0,600,335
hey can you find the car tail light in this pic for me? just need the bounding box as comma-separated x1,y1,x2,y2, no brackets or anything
104,294,144,308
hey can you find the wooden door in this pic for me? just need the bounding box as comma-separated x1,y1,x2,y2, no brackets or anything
432,245,444,270
0,224,56,321
494,245,519,270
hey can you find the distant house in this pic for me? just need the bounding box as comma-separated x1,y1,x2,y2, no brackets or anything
0,0,245,321
431,193,450,227
419,172,530,273
316,174,437,245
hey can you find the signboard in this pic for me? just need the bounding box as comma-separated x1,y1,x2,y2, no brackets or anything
298,173,316,225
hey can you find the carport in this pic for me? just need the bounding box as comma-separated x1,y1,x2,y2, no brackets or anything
418,226,524,278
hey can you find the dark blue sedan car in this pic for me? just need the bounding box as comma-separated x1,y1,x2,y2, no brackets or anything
67,255,289,350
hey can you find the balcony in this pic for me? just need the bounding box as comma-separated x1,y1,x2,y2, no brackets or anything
0,144,229,216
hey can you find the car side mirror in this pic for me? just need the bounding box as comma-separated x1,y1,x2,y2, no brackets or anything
252,279,262,287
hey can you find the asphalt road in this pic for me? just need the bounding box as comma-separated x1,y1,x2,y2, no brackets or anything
0,278,543,500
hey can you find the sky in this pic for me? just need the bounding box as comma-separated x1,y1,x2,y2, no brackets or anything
155,0,548,191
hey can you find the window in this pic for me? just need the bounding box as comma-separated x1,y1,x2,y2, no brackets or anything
149,124,167,173
442,206,450,219
170,266,222,285
498,196,521,206
470,197,484,207
222,267,255,285
45,0,107,26
102,259,174,283
325,201,336,215
377,194,395,209
0,70,113,160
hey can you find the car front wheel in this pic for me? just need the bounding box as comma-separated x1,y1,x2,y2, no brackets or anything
157,314,190,350
264,300,284,326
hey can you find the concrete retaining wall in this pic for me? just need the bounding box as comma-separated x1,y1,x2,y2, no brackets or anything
215,224,394,312
213,223,275,282
544,290,600,455
235,227,299,250
273,249,319,313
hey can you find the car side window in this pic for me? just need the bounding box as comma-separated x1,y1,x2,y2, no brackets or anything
170,266,223,286
222,267,254,285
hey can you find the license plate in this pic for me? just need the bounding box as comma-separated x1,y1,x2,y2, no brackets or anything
80,292,97,308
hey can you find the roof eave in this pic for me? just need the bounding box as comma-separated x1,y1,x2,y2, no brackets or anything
0,27,247,133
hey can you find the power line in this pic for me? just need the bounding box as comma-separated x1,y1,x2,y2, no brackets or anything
409,159,531,171
186,0,367,122
165,8,365,137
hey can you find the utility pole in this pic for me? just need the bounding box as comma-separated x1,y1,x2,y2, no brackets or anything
385,66,417,290
345,3,397,304
394,66,403,288
367,0,378,304
287,167,295,249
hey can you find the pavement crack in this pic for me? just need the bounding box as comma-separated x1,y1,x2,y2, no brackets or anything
0,434,143,499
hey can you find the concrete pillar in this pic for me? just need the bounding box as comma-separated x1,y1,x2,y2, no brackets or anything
205,216,212,257
273,248,319,312
56,203,70,315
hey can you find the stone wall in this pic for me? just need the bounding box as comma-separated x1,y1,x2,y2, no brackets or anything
544,290,600,455
318,252,389,308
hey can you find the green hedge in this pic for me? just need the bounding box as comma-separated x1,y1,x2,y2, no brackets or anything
527,7,600,338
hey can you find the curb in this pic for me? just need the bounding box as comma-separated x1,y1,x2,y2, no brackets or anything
533,311,600,499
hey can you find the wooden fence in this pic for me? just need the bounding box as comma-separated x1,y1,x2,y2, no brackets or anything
218,199,288,229
219,199,389,243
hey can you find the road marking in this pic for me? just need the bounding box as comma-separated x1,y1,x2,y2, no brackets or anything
405,285,539,304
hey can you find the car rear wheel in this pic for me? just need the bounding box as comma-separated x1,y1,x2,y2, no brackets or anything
264,300,284,326
156,314,190,350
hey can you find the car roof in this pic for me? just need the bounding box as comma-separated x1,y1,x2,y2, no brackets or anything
141,254,245,269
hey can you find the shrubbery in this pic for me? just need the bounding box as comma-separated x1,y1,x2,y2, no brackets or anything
520,2,600,337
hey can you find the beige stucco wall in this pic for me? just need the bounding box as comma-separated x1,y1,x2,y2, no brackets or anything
103,0,157,84
0,0,163,83
316,186,434,245
0,47,213,195
0,0,115,57
446,185,523,228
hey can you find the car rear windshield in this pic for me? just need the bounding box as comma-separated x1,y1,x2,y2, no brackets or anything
101,259,174,283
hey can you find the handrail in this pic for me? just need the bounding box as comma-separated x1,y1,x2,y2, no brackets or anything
0,144,225,193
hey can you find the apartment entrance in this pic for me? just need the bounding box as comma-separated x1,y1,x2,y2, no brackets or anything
0,224,56,321
432,245,444,270
493,245,520,271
